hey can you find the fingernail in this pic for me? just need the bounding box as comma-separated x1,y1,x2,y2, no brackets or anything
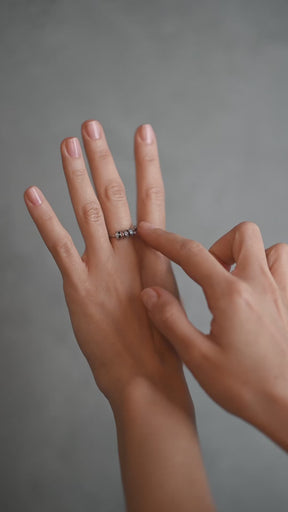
139,124,154,144
141,288,158,310
66,138,81,158
84,120,101,140
26,186,42,206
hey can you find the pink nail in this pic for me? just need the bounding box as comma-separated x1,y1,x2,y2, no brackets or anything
27,186,42,206
66,138,81,158
139,124,154,144
84,121,101,140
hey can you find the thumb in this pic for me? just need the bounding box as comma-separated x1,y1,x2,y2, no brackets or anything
140,286,210,372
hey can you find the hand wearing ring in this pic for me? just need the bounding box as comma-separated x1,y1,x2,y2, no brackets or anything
23,120,191,411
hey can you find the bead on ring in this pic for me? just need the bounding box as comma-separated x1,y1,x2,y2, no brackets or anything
109,225,137,240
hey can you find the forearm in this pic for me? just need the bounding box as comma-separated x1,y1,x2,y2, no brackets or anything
111,378,216,512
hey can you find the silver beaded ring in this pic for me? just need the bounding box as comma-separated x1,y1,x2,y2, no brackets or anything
109,225,137,240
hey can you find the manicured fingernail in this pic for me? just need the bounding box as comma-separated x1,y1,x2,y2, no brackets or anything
26,186,42,206
141,288,158,310
139,124,154,144
66,138,81,158
84,120,101,140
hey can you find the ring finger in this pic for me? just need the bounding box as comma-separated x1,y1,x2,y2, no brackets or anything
134,124,165,227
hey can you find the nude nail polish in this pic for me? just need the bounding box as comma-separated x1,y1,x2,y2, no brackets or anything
84,121,101,140
66,138,81,158
27,186,42,206
140,124,154,144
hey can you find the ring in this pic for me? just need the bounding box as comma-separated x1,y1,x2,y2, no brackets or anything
109,225,137,240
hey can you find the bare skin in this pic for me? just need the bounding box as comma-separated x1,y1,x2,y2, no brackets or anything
24,121,215,512
139,221,288,452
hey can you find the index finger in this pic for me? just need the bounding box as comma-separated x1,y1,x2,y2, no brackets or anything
138,221,231,302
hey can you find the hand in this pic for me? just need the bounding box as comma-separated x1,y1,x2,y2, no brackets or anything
139,221,288,450
24,122,217,512
24,121,191,410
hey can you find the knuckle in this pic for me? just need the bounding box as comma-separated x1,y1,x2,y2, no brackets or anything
266,243,288,271
142,150,157,163
178,239,204,270
52,235,75,259
82,201,103,223
237,221,261,237
227,280,252,305
269,242,288,257
180,239,203,258
71,167,86,182
96,146,111,161
104,182,126,202
42,210,54,222
144,186,164,205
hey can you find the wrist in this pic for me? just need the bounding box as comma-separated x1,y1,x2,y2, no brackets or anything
109,372,195,426
109,375,216,512
263,386,288,451
247,382,288,452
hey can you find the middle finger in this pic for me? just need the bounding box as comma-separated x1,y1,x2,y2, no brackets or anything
81,120,133,242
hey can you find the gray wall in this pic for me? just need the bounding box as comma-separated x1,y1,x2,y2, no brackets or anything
1,0,288,510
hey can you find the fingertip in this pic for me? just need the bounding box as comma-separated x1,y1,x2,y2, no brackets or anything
135,124,154,145
24,186,43,206
81,118,95,130
23,187,30,201
60,137,70,154
81,119,102,140
135,124,143,139
141,288,159,310
138,222,169,252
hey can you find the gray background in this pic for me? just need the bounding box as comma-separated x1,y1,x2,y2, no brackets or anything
1,0,288,510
